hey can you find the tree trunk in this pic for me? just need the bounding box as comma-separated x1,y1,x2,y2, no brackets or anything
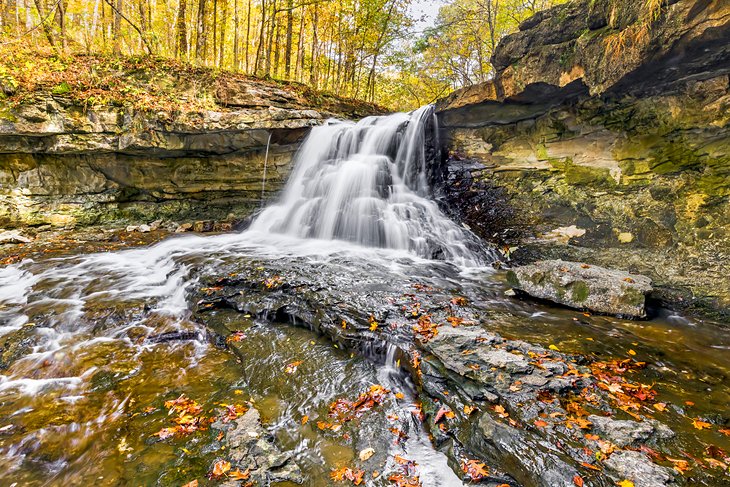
218,0,227,67
176,0,188,58
264,0,276,75
233,0,239,68
212,0,217,63
33,0,55,47
308,4,317,87
196,0,207,64
113,0,123,54
244,0,251,71
284,0,292,78
253,0,265,74
56,0,67,51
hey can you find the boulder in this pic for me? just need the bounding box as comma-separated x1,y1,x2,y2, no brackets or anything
588,415,674,447
507,260,652,317
212,406,303,485
604,450,676,487
0,229,32,244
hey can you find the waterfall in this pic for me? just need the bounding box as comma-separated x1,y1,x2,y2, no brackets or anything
248,106,487,265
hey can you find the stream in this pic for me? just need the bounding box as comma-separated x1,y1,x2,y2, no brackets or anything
0,108,728,486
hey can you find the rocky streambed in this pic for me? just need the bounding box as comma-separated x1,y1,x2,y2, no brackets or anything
1,231,728,486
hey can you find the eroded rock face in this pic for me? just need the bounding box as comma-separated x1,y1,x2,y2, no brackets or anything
435,0,730,318
507,260,652,318
0,77,383,230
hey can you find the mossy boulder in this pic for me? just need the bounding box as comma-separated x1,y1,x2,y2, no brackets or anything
508,260,653,318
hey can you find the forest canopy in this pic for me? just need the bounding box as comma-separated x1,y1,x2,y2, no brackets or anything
0,0,567,110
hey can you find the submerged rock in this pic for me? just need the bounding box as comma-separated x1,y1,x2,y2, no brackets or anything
212,407,303,485
507,260,652,318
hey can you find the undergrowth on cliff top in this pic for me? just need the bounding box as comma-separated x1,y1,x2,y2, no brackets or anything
0,45,382,114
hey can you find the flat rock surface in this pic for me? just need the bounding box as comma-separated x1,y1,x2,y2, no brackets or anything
507,259,653,317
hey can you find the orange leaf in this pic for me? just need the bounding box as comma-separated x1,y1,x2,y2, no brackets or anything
230,468,250,480
534,419,548,428
573,474,584,487
210,459,231,479
692,419,712,430
182,481,198,487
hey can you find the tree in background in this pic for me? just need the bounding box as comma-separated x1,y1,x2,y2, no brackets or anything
1,0,574,109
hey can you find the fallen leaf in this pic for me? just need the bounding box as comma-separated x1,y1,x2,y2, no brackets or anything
652,402,667,412
573,474,584,487
359,448,375,461
369,315,378,332
285,360,303,374
226,331,247,343
719,428,730,436
580,462,602,472
534,419,548,428
331,467,365,485
434,406,454,424
463,405,476,415
692,419,712,430
182,481,198,487
628,349,636,356
549,344,560,352
230,468,250,480
461,459,489,480
210,459,231,479
617,481,634,487
494,405,509,418
301,415,309,425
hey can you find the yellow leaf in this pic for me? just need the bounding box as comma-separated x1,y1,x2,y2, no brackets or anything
548,344,560,351
628,349,636,356
617,481,634,487
652,402,667,412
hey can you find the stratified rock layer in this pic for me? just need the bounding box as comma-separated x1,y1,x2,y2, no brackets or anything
436,0,730,317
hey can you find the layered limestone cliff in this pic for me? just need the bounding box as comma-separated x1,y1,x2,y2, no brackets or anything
436,0,730,317
0,58,378,229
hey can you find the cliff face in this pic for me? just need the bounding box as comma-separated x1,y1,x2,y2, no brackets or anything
0,58,379,229
436,0,730,317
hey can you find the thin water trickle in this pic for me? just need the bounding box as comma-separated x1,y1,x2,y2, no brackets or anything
261,132,272,207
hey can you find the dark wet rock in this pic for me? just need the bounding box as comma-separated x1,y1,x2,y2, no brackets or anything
190,256,715,487
588,415,675,448
0,323,39,370
507,260,653,318
212,407,303,485
604,450,677,487
472,413,581,487
425,326,530,376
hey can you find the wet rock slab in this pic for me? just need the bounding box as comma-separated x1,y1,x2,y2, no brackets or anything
507,260,652,318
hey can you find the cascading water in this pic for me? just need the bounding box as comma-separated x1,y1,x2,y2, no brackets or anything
0,106,492,486
248,105,488,265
